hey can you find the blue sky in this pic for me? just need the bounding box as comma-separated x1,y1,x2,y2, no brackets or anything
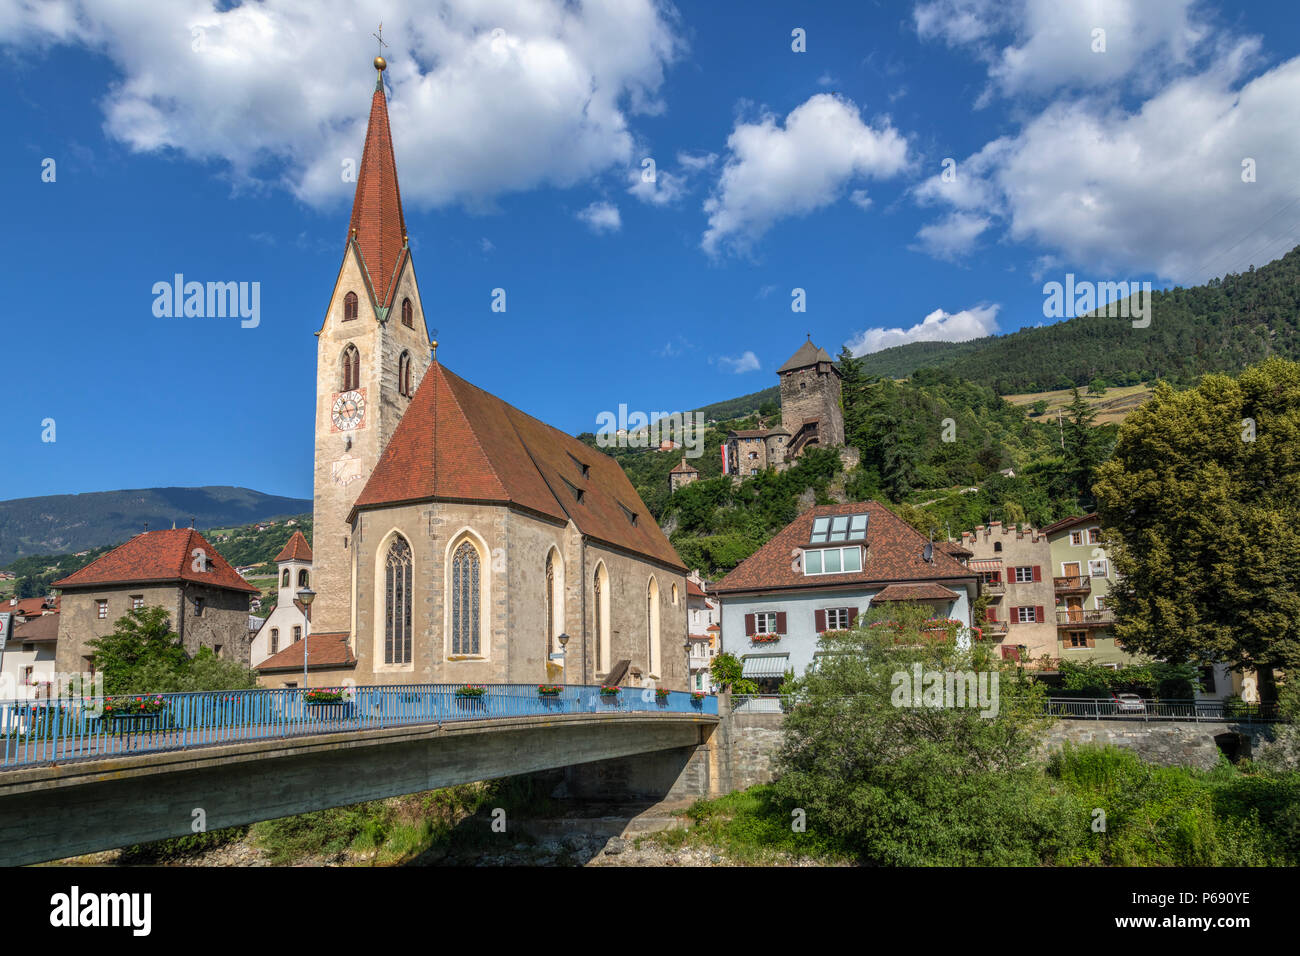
3,0,1299,502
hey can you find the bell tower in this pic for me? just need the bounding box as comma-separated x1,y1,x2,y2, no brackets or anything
310,55,433,636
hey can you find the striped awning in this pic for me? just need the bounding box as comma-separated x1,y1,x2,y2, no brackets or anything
970,558,1003,572
742,654,789,678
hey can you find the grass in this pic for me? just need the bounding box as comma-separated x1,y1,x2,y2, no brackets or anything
1004,383,1153,426
641,787,855,865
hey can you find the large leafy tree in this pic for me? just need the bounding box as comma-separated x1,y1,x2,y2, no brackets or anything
87,605,258,695
1093,358,1300,677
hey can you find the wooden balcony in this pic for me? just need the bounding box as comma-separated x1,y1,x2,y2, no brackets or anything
982,580,1006,596
1053,575,1091,594
981,620,1009,637
1056,608,1114,627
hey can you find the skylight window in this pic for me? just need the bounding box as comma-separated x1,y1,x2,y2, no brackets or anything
619,503,638,526
810,513,867,544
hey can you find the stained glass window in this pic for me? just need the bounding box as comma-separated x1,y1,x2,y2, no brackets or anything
385,535,412,664
452,540,481,656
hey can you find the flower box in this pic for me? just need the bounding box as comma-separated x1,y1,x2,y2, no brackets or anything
750,633,781,644
537,685,563,697
454,685,487,698
303,689,345,704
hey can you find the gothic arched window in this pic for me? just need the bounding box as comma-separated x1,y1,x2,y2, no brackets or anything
343,291,358,322
451,540,482,656
342,345,360,392
281,569,290,588
593,562,610,673
297,569,309,588
545,551,555,655
402,297,414,328
384,535,413,665
398,350,412,397
647,577,660,677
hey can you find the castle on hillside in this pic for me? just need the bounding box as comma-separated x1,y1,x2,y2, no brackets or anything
720,337,848,479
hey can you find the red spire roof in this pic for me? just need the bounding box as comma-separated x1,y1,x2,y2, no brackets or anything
274,530,314,564
52,529,258,594
348,72,408,309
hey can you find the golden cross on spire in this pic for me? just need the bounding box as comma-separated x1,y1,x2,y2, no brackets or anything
372,22,389,73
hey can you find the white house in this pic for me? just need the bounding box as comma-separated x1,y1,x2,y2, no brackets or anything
711,502,978,690
249,532,313,668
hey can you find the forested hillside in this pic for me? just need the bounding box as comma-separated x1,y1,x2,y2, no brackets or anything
856,247,1300,392
0,486,311,565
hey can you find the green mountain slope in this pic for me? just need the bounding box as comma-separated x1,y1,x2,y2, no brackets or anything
0,486,311,565
856,247,1300,393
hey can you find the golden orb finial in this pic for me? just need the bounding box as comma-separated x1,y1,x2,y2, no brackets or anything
374,55,387,72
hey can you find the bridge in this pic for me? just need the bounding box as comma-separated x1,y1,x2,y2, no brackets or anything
0,685,718,866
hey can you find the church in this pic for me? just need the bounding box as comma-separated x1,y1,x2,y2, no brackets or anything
278,56,689,691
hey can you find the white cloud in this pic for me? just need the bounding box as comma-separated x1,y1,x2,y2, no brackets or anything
913,0,1211,99
0,0,682,209
676,150,718,171
480,238,495,253
912,42,1300,283
701,94,909,255
627,166,686,205
846,304,1000,356
849,189,873,210
718,350,761,373
910,211,992,260
576,201,621,234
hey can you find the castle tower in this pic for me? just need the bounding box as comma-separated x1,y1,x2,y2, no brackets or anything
669,457,699,492
778,336,844,456
274,530,313,610
311,56,433,635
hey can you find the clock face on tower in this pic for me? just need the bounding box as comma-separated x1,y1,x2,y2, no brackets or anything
331,389,366,431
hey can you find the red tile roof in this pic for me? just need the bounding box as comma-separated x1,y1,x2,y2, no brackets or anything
255,633,356,672
670,458,699,474
350,362,685,571
9,597,53,618
1039,512,1099,536
712,502,976,595
872,583,962,602
274,531,314,564
686,579,708,598
52,529,259,594
12,612,58,642
348,75,408,309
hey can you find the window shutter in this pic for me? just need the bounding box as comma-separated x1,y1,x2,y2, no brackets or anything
985,606,997,623
1009,606,1018,622
1032,566,1042,582
744,614,756,636
775,612,787,634
814,609,827,633
1035,605,1045,623
847,608,859,627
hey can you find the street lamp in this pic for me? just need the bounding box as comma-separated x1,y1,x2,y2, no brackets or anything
683,636,693,693
296,587,316,689
557,632,570,686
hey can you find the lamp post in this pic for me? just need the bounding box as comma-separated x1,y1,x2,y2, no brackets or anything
558,632,570,686
296,587,316,689
683,636,693,693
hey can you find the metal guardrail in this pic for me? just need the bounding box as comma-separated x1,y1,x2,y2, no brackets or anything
728,694,1283,724
1043,697,1280,723
0,684,718,771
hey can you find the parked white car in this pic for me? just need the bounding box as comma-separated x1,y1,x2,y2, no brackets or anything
1112,692,1146,714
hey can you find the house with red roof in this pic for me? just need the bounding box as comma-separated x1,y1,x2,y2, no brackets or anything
711,502,978,688
1,601,59,701
686,572,720,692
299,56,687,689
52,528,257,674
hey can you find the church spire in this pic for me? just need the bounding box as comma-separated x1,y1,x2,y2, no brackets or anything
347,52,408,309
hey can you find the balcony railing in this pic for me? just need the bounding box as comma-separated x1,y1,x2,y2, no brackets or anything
981,620,1009,636
1056,608,1114,627
1044,697,1280,723
982,580,1006,595
1053,575,1091,593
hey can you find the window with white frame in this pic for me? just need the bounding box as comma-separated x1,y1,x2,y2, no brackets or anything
96,600,108,620
1070,530,1084,545
824,607,854,630
131,595,143,610
1088,528,1101,544
809,513,868,544
1089,559,1109,578
1094,596,1108,611
803,546,863,575
755,611,779,634
1016,606,1036,623
1013,566,1034,583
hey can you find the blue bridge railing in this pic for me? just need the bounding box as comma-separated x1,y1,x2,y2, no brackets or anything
0,684,717,770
